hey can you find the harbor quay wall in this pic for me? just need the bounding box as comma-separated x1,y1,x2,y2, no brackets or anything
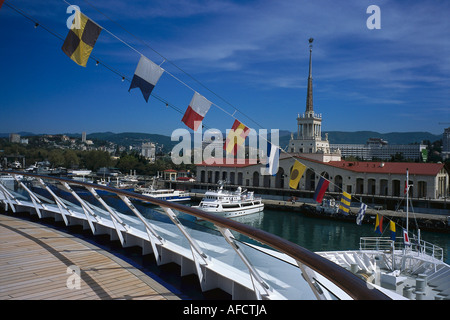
184,190,450,232
163,180,450,230
168,180,449,215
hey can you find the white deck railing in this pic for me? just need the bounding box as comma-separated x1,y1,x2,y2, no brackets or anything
359,237,443,262
0,171,390,300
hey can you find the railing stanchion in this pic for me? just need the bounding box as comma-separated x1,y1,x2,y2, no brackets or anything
217,226,270,299
14,175,44,219
87,187,128,246
61,182,98,234
0,179,21,212
296,261,327,300
37,178,73,225
118,194,164,263
161,207,208,287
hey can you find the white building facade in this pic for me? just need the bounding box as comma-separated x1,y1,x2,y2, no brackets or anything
141,142,156,162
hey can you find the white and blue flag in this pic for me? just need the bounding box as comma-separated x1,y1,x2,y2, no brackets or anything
265,143,280,176
129,55,164,102
356,203,367,225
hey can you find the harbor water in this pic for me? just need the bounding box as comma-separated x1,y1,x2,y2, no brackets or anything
175,200,450,265
234,208,449,262
11,182,450,265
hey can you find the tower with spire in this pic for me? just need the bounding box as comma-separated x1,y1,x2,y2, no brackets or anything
288,38,341,162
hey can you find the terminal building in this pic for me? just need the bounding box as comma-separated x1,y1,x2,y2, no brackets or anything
195,41,449,201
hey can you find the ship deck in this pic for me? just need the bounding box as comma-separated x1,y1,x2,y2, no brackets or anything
0,214,179,300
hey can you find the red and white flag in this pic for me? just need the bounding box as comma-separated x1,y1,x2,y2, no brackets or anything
403,228,410,245
182,92,212,131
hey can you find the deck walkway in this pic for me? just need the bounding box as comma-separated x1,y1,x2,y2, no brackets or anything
0,214,180,300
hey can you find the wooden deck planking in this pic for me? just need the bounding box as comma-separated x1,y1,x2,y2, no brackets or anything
0,214,179,300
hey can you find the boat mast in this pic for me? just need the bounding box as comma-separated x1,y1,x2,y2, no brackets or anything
406,168,409,235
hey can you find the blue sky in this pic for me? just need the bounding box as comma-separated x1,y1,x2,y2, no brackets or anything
0,0,449,136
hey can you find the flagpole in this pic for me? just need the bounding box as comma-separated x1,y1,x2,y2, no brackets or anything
406,168,409,237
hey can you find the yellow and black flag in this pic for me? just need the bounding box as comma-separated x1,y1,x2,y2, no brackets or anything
338,192,351,215
62,10,102,67
289,160,306,189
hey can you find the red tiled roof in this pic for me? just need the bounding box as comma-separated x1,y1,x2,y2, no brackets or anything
176,177,192,181
324,161,444,176
197,155,445,176
292,155,445,176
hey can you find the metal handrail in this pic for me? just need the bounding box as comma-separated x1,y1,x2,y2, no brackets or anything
360,236,444,262
0,170,390,300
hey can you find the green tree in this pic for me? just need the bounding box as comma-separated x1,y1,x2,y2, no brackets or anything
64,149,79,169
82,150,113,171
48,149,65,167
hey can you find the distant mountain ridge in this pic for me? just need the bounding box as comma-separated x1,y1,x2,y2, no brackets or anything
1,131,442,149
278,131,441,149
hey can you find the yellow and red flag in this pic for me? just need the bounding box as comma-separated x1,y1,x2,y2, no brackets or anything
224,120,250,155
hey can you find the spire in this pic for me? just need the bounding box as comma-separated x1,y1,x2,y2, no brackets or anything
306,38,314,113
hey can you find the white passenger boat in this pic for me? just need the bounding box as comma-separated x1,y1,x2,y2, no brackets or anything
68,169,92,176
141,188,191,202
195,185,264,218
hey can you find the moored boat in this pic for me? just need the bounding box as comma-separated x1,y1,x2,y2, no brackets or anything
316,197,339,215
194,184,264,218
140,188,191,202
318,170,449,300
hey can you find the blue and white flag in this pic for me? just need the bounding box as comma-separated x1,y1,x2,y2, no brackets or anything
129,55,164,102
265,143,280,176
356,203,367,225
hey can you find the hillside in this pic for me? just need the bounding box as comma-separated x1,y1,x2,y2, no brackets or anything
87,132,177,151
1,131,442,150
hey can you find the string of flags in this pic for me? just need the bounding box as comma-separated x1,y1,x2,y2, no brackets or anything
2,2,413,244
61,8,252,156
